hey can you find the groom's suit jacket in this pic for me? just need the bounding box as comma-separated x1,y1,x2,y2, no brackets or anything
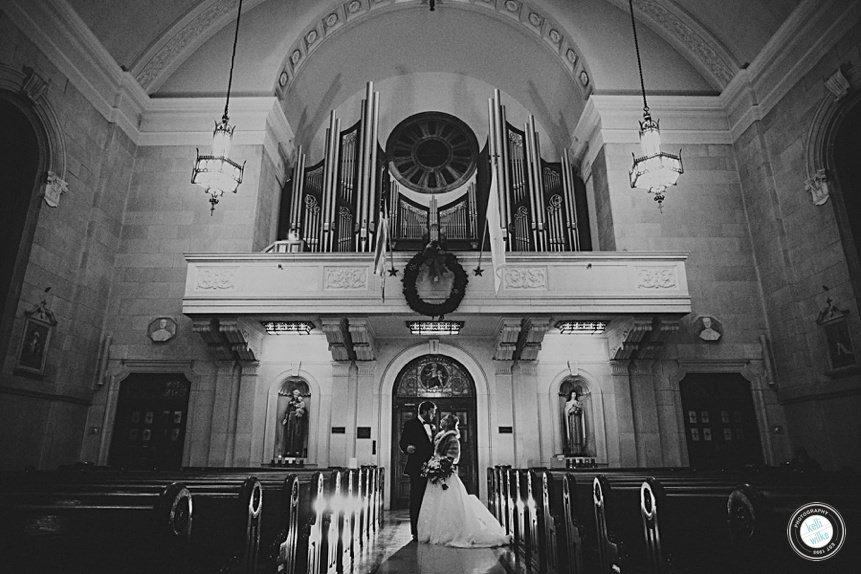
399,416,435,477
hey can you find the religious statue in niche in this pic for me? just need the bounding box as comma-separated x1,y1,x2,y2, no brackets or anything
564,388,587,456
559,376,592,457
280,384,309,457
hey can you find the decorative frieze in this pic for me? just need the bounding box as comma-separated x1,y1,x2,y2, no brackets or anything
134,0,241,91
196,267,237,291
504,267,547,290
636,267,677,289
325,267,368,290
273,0,591,96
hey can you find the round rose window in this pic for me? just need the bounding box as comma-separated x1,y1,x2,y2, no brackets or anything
386,112,479,194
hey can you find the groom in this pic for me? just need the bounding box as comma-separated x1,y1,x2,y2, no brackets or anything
399,400,437,540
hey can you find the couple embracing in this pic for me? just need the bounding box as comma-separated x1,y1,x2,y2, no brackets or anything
399,401,510,547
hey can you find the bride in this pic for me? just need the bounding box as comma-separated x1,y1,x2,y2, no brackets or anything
417,413,510,547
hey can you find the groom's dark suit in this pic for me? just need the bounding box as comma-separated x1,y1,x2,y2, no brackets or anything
399,415,435,537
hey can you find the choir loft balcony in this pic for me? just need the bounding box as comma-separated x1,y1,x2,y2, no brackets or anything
182,251,690,362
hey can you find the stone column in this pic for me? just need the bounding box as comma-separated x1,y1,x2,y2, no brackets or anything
233,362,262,467
608,361,636,466
355,361,378,466
629,360,662,466
209,361,240,466
511,361,540,468
491,361,515,466
326,361,353,466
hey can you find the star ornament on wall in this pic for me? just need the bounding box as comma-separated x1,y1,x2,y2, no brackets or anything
388,267,399,277
473,266,484,276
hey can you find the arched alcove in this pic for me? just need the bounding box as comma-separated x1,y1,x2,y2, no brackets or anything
558,376,596,458
804,64,861,308
0,65,67,367
276,378,311,459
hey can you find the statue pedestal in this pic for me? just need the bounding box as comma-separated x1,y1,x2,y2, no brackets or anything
551,455,597,469
271,456,306,467
565,456,597,469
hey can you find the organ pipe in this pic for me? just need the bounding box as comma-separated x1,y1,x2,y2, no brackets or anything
497,93,512,245
322,112,341,252
523,119,539,250
527,116,547,251
290,146,305,234
367,89,380,251
561,152,580,251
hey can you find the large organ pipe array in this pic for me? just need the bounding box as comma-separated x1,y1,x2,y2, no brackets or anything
486,89,588,253
284,83,383,253
281,83,590,255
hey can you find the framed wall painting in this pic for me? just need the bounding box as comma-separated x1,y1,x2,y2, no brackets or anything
16,313,53,375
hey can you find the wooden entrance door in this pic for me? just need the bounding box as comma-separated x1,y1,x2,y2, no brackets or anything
391,355,477,509
680,373,763,470
109,373,190,470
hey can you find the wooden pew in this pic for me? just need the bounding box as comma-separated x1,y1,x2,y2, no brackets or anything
537,470,574,574
525,469,545,572
1,464,384,574
639,474,753,574
0,480,192,574
6,469,282,574
727,480,861,574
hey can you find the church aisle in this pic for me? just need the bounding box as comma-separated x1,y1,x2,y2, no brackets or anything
354,509,522,574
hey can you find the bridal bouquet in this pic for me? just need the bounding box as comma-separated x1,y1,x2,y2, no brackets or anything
421,455,455,489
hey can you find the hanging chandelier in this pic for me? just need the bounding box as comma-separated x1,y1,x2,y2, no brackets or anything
627,0,683,209
191,0,246,214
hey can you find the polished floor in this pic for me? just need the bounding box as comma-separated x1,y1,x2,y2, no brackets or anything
353,509,524,574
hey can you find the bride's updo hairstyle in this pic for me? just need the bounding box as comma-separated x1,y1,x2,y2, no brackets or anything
440,413,460,434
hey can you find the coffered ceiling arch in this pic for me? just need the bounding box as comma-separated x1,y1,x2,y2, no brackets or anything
114,0,789,97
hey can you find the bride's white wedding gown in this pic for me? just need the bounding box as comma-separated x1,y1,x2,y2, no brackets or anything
417,430,510,547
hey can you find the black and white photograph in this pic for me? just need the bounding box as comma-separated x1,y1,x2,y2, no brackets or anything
1,1,860,573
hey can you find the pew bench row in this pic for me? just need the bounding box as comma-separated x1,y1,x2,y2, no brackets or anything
488,466,860,574
0,465,384,574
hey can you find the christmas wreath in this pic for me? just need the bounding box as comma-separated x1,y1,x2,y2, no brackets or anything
402,244,468,317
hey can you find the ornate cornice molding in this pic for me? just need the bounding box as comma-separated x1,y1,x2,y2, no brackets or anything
720,0,861,141
131,0,268,93
622,0,737,88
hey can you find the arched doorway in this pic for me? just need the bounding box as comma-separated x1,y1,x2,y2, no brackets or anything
391,354,477,509
0,96,43,354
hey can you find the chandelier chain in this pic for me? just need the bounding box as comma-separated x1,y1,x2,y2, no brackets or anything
223,0,244,124
629,0,649,116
